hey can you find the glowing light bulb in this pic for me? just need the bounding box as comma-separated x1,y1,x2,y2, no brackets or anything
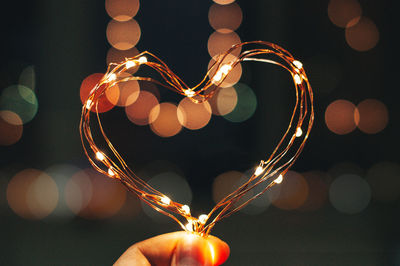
213,72,223,82
274,174,283,184
85,99,93,109
107,73,117,82
295,127,303,137
108,167,115,177
96,151,105,161
184,89,195,97
198,214,208,224
293,60,303,69
138,56,147,64
220,64,232,75
255,166,264,176
161,196,171,205
185,221,194,232
182,205,191,215
294,74,302,85
125,60,136,69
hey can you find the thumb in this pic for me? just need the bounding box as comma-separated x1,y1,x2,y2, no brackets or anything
172,233,230,266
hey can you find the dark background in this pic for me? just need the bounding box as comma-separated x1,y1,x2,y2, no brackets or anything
1,0,398,265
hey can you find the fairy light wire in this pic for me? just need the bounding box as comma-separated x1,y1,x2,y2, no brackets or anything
80,41,314,236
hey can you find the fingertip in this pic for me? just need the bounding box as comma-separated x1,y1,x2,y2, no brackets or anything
207,235,230,266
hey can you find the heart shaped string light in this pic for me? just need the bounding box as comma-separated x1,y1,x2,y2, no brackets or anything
80,41,314,237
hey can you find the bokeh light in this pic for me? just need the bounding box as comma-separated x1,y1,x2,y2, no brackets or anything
65,169,126,219
366,162,400,202
329,174,371,214
106,47,139,68
207,31,241,58
223,83,257,123
0,85,38,124
149,102,182,137
213,0,235,5
208,54,242,88
209,3,242,33
106,19,141,50
18,65,35,91
177,97,212,130
44,164,81,219
0,111,23,146
107,73,140,107
345,17,379,52
105,0,140,22
212,170,243,204
299,171,330,211
80,73,119,113
268,171,309,210
325,99,358,135
7,169,58,219
208,86,238,116
355,99,388,134
327,0,362,28
125,90,159,125
142,172,192,222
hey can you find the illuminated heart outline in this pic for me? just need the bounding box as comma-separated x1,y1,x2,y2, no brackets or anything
80,41,314,237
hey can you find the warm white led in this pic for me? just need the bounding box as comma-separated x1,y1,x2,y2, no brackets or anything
185,221,193,232
295,127,303,137
220,64,232,75
184,89,195,97
182,205,191,215
294,74,302,85
293,60,303,69
96,151,105,161
212,72,223,82
138,56,147,64
107,73,117,82
161,196,171,205
274,174,283,184
125,60,137,69
85,99,93,109
198,214,208,224
255,166,264,176
108,168,115,177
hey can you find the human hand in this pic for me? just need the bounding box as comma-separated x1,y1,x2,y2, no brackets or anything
114,231,230,266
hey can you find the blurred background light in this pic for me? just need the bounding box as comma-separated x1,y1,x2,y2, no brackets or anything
212,0,235,5
345,17,379,52
299,171,330,212
0,111,23,146
0,85,38,124
223,83,257,123
268,171,309,211
18,65,35,91
355,99,388,134
149,102,182,137
125,90,159,125
106,47,139,68
329,174,371,214
106,19,141,51
177,97,212,130
325,99,358,135
80,73,119,113
141,171,192,222
366,162,400,202
208,86,238,116
7,169,58,220
208,3,242,33
327,0,362,28
105,0,140,22
212,170,243,204
107,73,140,107
207,31,241,58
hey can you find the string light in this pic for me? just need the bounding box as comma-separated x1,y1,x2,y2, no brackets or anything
80,41,314,237
296,127,303,137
